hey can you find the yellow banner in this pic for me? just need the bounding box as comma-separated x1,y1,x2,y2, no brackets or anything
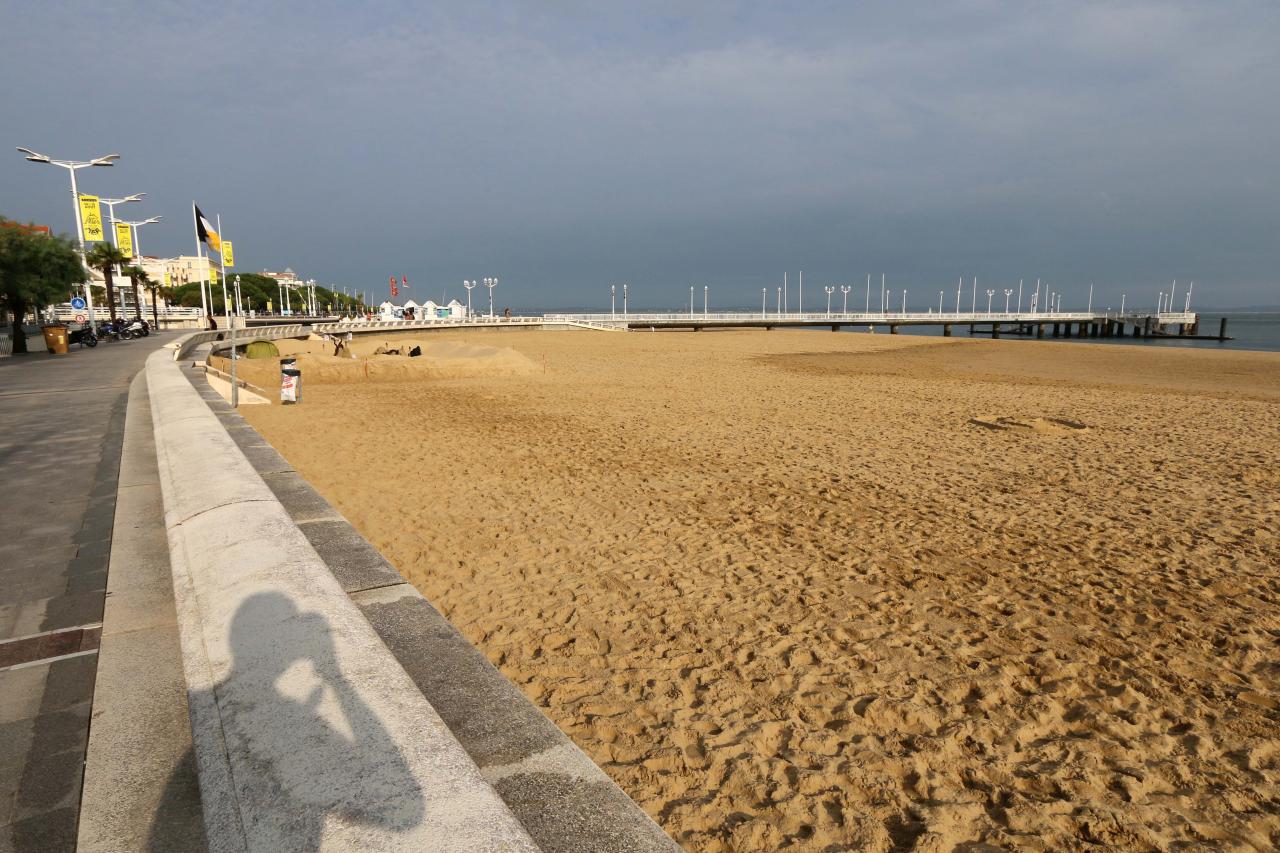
79,195,104,242
115,222,133,256
221,240,234,267
164,271,171,286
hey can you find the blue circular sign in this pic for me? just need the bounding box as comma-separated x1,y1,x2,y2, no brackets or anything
71,297,87,310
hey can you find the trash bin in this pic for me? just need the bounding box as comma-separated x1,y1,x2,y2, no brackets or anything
42,325,69,355
280,357,301,404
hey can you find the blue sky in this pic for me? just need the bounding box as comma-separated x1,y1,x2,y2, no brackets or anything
3,1,1278,308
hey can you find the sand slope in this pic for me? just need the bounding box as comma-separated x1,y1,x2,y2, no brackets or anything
244,331,1280,851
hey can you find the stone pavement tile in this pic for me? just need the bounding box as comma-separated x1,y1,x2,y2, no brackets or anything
16,742,86,818
260,471,342,523
66,570,107,596
37,592,104,634
4,805,78,853
0,669,45,725
40,656,97,712
0,602,48,644
297,519,404,593
235,442,294,474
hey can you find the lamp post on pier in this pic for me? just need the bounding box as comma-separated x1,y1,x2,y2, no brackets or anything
938,290,944,313
464,280,476,316
622,282,628,317
611,284,616,319
986,289,995,313
689,285,694,318
825,286,834,317
485,277,498,317
703,285,708,318
761,287,767,318
841,285,850,314
1003,289,1013,314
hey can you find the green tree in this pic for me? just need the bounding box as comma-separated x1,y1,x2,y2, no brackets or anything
84,243,130,323
121,265,151,321
0,218,85,353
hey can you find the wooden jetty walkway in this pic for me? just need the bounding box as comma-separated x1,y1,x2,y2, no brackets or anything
545,310,1224,340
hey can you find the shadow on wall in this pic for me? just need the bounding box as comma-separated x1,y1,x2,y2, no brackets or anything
148,592,426,851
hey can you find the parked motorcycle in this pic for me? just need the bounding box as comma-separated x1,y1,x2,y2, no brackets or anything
123,319,148,339
69,324,98,348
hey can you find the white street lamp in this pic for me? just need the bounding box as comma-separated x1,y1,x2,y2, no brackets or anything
117,216,161,317
703,285,708,318
622,282,628,316
485,276,498,317
689,285,694,318
825,286,834,317
1003,289,1013,314
938,290,944,313
611,284,616,319
986,289,995,313
464,280,476,317
901,290,907,314
16,147,121,325
761,287,767,318
841,285,850,314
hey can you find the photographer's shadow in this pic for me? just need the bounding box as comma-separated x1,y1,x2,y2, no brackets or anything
149,591,425,851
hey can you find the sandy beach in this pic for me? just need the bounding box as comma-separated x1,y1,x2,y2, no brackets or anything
241,329,1280,851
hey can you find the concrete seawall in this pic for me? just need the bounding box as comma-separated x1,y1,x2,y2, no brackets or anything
145,346,536,851
83,330,678,850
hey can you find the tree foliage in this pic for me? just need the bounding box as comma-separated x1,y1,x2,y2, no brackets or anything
0,217,85,353
84,242,130,323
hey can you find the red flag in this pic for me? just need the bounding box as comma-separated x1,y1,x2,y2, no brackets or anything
389,275,397,297
402,275,409,289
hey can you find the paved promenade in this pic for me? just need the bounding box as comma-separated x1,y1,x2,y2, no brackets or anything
0,335,173,851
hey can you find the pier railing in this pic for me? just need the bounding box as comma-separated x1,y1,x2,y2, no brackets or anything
545,310,1197,325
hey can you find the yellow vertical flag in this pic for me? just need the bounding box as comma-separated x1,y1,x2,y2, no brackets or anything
79,195,104,242
115,222,133,256
222,240,235,267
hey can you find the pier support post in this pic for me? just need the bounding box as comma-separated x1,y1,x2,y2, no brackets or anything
831,325,839,332
1219,317,1228,341
1132,323,1140,338
1036,324,1044,338
890,325,899,334
1052,323,1060,337
1077,323,1087,338
968,324,975,335
943,324,952,337
992,324,1000,338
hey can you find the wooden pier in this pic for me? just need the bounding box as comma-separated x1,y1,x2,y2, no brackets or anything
545,310,1221,340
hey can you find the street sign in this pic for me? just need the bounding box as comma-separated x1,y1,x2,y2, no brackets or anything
71,297,87,310
75,314,86,323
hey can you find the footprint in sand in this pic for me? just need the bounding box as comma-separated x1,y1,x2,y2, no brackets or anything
969,416,1089,434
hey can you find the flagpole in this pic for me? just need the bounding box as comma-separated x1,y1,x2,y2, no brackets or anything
217,214,230,320
192,203,208,325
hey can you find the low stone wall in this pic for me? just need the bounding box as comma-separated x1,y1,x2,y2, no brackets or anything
146,346,536,851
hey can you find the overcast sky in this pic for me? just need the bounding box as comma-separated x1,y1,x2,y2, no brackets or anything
4,2,1278,309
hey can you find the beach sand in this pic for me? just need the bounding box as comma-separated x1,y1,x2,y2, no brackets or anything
242,329,1280,851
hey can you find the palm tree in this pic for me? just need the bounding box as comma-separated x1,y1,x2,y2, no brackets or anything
83,243,129,323
122,265,151,321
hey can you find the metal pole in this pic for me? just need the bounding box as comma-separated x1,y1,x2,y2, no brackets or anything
67,167,98,325
230,276,239,408
956,276,962,314
866,274,871,313
217,215,229,321
703,285,708,318
623,283,628,316
798,270,802,315
841,285,850,314
762,287,766,318
689,285,694,318
191,203,208,325
1088,282,1093,314
971,277,977,314
783,272,787,315
1017,279,1023,314
611,285,616,319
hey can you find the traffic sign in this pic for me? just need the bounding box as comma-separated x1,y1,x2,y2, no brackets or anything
75,314,86,323
71,297,86,310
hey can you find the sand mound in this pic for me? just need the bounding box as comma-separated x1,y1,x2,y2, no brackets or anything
211,334,536,395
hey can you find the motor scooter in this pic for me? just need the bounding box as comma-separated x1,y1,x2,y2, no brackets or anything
123,318,148,339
